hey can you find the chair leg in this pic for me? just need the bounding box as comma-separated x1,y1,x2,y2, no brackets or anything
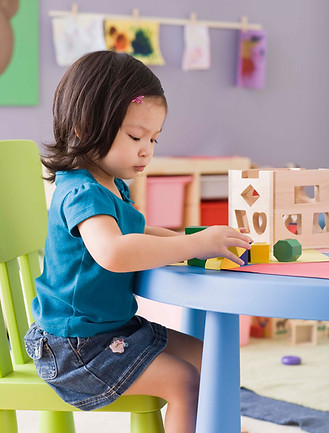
130,410,165,433
39,411,75,433
0,410,18,433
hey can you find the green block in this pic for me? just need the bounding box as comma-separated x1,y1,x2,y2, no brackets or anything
185,226,208,235
273,239,302,262
187,258,207,267
185,226,208,267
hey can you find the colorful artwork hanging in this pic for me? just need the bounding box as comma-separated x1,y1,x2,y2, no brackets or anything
104,20,164,66
0,0,39,106
182,25,211,71
236,29,267,89
52,15,106,67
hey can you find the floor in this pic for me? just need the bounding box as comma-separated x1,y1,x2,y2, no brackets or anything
17,410,305,432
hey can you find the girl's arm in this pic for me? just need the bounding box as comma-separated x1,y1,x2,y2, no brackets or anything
78,215,252,273
144,225,183,237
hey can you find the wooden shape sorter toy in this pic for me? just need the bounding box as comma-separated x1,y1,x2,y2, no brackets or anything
229,168,329,249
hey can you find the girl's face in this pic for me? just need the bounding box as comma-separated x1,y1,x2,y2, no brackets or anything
95,99,166,181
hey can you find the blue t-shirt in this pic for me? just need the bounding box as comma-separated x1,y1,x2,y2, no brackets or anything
32,169,145,337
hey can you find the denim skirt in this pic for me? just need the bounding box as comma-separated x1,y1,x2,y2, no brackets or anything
24,316,168,411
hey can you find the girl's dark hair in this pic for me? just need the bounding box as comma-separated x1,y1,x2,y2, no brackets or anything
42,50,167,181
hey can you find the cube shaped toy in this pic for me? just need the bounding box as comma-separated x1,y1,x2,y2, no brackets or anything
229,168,329,249
250,242,270,263
185,226,208,267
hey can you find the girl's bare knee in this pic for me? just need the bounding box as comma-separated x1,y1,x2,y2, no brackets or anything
123,351,200,410
165,329,203,372
167,362,199,404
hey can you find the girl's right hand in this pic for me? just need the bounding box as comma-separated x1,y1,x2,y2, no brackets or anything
191,226,253,266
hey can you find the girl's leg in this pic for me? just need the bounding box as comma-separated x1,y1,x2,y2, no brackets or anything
123,330,203,433
164,328,203,372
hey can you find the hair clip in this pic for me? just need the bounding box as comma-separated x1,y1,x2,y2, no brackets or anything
131,95,144,104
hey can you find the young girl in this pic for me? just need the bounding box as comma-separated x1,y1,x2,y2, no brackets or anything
24,50,252,433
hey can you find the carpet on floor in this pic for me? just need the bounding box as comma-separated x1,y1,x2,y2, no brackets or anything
240,337,329,411
240,336,329,433
241,388,329,433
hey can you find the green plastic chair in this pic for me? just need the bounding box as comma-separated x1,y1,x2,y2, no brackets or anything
0,140,166,433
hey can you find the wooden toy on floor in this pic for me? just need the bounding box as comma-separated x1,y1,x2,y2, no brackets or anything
251,316,289,339
229,168,329,249
316,321,329,339
289,319,318,345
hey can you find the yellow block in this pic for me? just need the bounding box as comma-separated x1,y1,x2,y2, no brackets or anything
250,242,270,263
221,257,241,269
229,246,246,257
205,257,223,270
218,245,246,269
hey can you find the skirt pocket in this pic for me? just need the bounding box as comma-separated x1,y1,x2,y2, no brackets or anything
25,325,58,381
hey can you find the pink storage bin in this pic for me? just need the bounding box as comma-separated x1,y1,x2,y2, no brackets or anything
240,315,251,346
146,176,192,228
136,297,182,332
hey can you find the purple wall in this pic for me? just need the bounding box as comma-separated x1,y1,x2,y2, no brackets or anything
1,0,328,169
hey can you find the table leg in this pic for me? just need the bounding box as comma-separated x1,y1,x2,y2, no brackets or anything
181,307,205,340
196,311,241,433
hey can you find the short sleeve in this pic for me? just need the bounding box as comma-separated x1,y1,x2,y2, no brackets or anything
62,182,118,237
115,178,134,203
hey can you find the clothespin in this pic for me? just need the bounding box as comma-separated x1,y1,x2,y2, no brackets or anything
240,16,249,33
132,8,140,26
189,12,197,25
71,3,78,21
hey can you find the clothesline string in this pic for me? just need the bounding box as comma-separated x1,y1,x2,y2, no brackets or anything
48,10,262,32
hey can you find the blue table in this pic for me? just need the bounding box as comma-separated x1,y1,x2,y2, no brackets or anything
135,265,329,433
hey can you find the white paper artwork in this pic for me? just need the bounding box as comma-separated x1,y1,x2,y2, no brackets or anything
52,15,107,67
182,25,211,71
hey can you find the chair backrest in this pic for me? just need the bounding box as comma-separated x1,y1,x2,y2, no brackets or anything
0,140,48,376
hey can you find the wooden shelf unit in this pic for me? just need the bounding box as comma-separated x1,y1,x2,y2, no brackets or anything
129,156,251,227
